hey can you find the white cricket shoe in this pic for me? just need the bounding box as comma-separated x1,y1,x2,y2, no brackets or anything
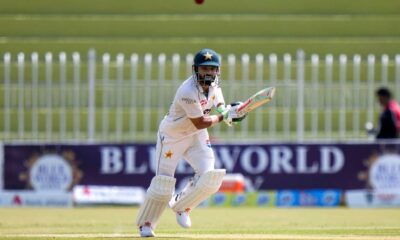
139,225,155,237
176,210,191,228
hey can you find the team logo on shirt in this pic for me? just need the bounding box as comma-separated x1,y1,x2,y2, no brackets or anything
200,99,208,106
164,150,173,159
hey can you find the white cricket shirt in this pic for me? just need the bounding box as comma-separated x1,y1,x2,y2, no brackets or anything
159,76,225,140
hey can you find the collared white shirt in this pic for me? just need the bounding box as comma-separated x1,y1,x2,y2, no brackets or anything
159,76,225,140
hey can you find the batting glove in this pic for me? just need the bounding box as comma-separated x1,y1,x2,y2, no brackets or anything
218,103,247,126
228,102,247,124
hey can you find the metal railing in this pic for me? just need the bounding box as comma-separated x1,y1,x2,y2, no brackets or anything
1,50,400,142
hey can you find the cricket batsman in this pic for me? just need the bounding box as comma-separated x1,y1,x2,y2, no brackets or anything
136,48,247,237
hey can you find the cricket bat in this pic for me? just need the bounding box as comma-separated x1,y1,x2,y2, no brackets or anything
236,87,276,115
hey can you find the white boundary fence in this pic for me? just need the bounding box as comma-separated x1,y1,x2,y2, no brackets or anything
1,50,400,142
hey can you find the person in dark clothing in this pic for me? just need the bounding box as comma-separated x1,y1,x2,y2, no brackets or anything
376,87,400,139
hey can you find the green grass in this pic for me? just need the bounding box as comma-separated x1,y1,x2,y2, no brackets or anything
0,0,400,15
0,0,399,15
0,207,399,239
1,15,400,38
1,38,400,59
0,0,400,57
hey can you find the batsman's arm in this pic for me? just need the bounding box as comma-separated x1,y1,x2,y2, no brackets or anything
189,102,226,129
190,114,224,129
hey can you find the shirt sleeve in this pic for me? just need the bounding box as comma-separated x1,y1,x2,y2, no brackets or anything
177,88,203,118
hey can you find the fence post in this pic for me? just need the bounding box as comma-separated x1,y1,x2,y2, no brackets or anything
255,54,264,137
116,53,124,141
268,54,277,139
311,54,319,138
102,53,110,140
45,52,53,141
158,54,166,125
3,53,11,140
241,54,250,138
172,53,180,81
296,50,305,141
130,54,139,138
212,52,221,137
325,54,333,139
144,54,153,135
352,55,361,137
31,53,39,140
339,54,347,140
59,52,67,140
283,53,292,139
72,52,81,140
88,49,96,142
186,54,193,77
381,54,389,86
17,53,25,140
227,54,236,138
367,54,375,124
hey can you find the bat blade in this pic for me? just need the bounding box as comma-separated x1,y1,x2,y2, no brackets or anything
237,87,275,114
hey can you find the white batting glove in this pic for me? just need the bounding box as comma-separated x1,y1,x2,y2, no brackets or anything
226,102,249,126
218,106,237,126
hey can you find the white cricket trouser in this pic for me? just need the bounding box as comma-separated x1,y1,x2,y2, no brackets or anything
155,130,215,177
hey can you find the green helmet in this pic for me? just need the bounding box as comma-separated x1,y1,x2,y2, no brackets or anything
193,48,220,67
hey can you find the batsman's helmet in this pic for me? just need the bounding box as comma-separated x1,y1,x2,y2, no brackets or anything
192,48,221,86
193,48,220,67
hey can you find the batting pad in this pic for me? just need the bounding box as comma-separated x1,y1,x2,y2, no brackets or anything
136,175,176,227
171,169,226,212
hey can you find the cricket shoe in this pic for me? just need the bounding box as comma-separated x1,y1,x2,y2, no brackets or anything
176,210,191,228
139,224,155,237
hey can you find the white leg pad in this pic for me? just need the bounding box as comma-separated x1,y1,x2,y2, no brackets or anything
171,169,226,212
136,175,176,227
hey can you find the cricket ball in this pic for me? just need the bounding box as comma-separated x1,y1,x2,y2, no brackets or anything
194,0,204,5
